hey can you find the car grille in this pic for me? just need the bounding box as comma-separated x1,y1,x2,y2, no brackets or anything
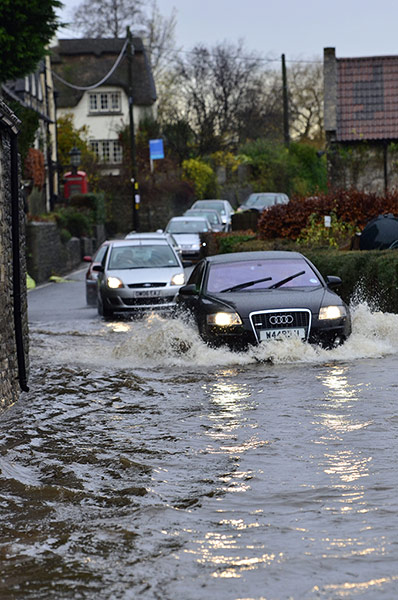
250,309,311,340
121,296,175,307
127,282,167,288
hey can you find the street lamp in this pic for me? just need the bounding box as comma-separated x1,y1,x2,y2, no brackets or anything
69,146,81,174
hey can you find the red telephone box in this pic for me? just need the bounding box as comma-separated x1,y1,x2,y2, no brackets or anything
64,170,88,199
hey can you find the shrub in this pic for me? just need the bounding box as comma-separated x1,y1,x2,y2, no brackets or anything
258,189,398,241
53,206,94,237
182,158,218,198
238,139,327,196
297,212,358,249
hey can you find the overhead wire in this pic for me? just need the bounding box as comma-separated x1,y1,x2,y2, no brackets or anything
51,37,129,90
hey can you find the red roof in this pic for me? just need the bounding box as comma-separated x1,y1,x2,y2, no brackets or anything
337,55,398,141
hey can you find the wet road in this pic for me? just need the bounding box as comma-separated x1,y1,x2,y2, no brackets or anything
2,268,398,599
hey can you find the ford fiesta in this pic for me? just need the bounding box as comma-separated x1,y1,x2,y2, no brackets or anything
177,251,351,349
95,239,186,318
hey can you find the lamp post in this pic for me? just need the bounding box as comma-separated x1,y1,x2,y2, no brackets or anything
69,146,81,175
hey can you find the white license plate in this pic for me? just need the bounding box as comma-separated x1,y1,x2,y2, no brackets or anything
131,290,161,298
259,328,306,341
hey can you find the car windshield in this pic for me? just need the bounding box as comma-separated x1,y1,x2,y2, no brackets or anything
246,194,276,208
206,259,321,293
194,201,226,214
108,244,179,269
186,210,220,224
167,220,209,233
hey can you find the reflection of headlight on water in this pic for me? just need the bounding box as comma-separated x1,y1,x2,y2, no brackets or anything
319,305,346,320
207,312,242,326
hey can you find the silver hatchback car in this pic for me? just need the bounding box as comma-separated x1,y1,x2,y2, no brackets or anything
95,239,186,318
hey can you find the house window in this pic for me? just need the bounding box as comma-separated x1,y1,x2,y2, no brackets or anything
111,93,120,111
88,91,121,113
90,140,99,159
89,94,97,111
102,140,110,161
113,140,122,162
90,140,123,164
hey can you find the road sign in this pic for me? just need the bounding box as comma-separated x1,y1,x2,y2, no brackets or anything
149,139,164,160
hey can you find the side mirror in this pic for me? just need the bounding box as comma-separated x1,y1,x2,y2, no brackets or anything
92,264,104,272
182,260,193,268
179,283,197,296
326,275,342,288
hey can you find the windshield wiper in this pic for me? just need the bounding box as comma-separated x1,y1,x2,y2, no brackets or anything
267,270,305,289
220,276,272,292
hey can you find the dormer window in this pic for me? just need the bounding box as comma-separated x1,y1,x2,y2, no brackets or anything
88,91,121,114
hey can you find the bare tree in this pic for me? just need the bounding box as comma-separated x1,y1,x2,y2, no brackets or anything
71,0,144,38
140,0,178,79
175,41,268,153
287,61,324,144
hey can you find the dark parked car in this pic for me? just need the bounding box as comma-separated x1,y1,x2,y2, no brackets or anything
177,251,351,349
237,192,289,212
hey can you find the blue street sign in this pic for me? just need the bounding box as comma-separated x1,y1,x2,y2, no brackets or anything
149,139,164,160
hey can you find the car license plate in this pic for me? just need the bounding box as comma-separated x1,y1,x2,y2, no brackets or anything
259,328,306,341
131,290,161,297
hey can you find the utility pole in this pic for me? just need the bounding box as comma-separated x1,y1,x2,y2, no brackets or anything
282,54,290,147
127,26,140,231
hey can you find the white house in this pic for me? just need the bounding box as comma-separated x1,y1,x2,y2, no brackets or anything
51,38,157,175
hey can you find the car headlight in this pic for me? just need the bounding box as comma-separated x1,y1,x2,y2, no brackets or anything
171,272,185,286
319,305,346,320
207,312,242,326
107,276,123,289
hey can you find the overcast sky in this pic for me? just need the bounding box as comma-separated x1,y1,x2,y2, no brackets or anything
58,0,398,63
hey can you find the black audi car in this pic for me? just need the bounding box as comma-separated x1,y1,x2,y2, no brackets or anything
177,251,351,349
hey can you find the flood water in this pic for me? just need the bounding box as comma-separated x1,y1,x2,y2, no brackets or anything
2,294,398,598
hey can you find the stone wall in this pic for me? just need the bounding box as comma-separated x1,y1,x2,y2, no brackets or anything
0,101,29,408
26,222,97,284
327,142,398,194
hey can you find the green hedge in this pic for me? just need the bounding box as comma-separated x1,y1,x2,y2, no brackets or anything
203,233,398,312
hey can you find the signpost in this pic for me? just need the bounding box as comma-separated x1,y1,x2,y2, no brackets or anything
149,139,164,172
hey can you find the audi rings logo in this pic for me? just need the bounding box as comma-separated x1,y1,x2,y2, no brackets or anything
269,314,294,325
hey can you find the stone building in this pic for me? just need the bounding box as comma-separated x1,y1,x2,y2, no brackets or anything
324,47,398,193
0,100,29,408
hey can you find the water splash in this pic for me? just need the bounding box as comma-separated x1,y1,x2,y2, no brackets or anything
110,303,398,368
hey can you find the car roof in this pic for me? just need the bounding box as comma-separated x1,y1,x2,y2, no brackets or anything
125,231,171,239
168,216,210,222
205,251,306,264
108,239,172,247
194,199,231,206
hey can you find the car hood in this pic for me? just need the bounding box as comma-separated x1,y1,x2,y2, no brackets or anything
106,266,183,285
204,287,338,315
171,233,201,245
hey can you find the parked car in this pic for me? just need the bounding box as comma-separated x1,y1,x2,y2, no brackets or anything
164,216,211,260
84,240,112,306
184,208,224,232
94,239,186,318
237,192,289,212
177,251,351,349
190,199,234,231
